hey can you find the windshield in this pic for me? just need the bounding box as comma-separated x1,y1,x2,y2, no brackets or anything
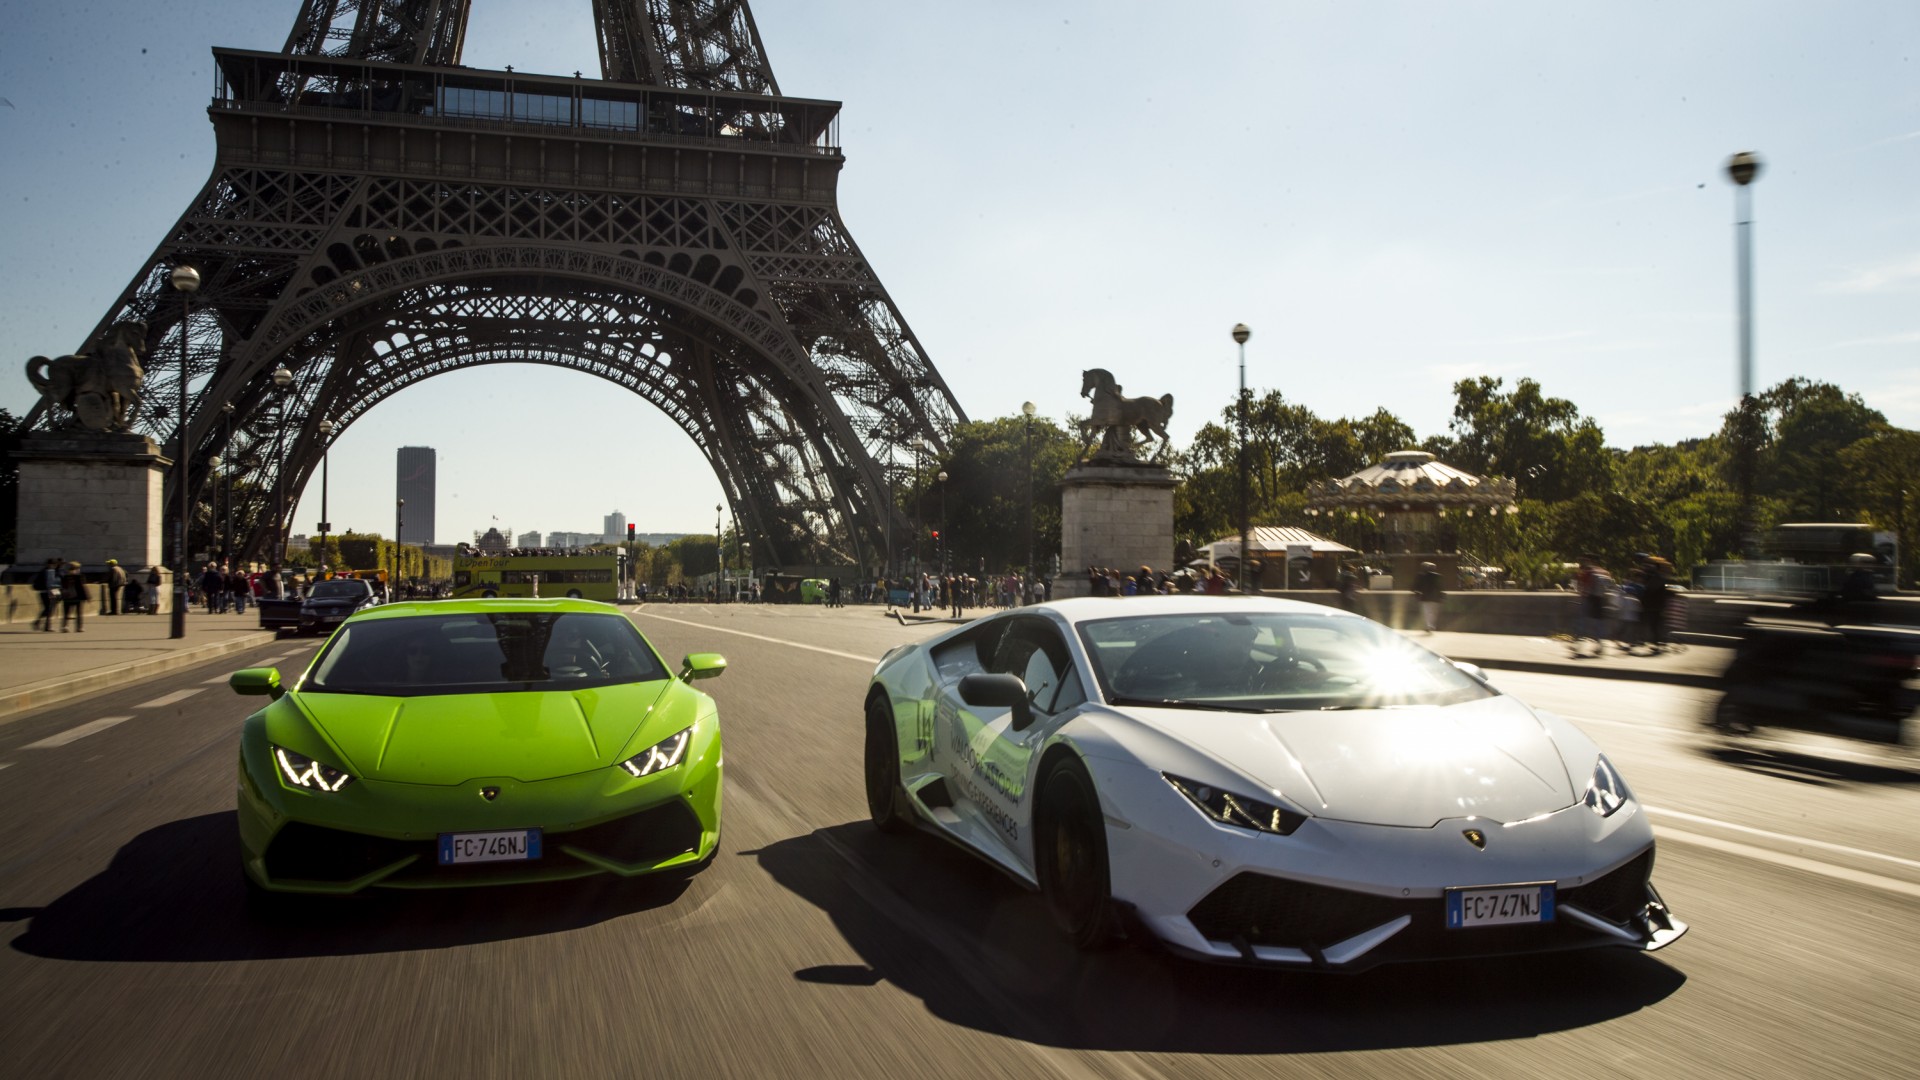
304,611,669,696
309,581,370,600
1078,612,1496,712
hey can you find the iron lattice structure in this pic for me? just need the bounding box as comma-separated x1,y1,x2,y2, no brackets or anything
30,0,963,570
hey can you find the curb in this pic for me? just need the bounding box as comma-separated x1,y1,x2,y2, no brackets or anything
0,630,281,725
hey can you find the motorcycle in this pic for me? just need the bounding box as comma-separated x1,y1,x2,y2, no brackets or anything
1708,608,1920,743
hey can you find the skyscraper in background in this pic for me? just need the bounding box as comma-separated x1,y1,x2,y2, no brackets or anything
396,447,436,544
604,511,627,544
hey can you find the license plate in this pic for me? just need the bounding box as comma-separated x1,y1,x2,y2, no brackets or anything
1445,883,1554,929
438,828,542,865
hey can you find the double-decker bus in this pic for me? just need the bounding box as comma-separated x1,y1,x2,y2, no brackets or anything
451,550,627,601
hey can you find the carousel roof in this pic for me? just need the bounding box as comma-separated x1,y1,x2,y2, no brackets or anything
1306,450,1516,509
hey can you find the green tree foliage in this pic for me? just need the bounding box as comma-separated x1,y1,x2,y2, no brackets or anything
1436,377,1610,501
907,414,1078,576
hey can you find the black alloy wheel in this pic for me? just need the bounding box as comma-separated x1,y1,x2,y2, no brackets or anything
1035,756,1119,950
566,589,583,598
864,697,910,833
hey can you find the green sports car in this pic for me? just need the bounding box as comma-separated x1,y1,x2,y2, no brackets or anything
232,598,725,896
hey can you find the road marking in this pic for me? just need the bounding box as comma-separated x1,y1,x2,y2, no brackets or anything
1655,826,1920,900
632,610,881,664
136,688,205,709
1646,805,1920,872
24,716,133,750
203,674,236,684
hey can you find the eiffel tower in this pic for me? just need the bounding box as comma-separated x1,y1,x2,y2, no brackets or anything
30,0,965,571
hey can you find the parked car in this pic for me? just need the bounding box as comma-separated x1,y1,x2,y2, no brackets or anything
297,577,383,636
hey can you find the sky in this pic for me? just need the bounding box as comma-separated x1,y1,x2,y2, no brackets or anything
2,1,1916,544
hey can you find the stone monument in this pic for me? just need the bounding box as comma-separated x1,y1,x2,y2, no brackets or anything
13,323,174,606
1054,368,1178,598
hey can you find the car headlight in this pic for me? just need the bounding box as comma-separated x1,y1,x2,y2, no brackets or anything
1583,754,1632,817
272,745,355,792
619,730,692,778
1163,773,1306,835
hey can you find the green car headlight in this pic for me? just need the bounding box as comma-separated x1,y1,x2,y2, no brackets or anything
1583,754,1632,817
619,730,692,778
272,745,355,792
1163,773,1306,835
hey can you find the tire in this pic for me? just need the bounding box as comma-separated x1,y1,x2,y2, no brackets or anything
566,589,583,599
863,697,911,834
1035,756,1119,950
482,589,498,599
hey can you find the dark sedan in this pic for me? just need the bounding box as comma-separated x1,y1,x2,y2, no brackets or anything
297,578,382,636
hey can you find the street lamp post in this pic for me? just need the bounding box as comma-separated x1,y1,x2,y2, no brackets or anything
168,265,200,638
1022,401,1036,601
206,453,223,562
268,365,293,593
715,503,724,601
1726,151,1763,556
316,419,334,578
1232,323,1252,593
394,498,404,598
937,470,949,576
220,402,234,567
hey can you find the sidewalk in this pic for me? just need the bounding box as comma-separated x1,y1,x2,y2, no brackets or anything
0,612,278,723
888,608,1729,689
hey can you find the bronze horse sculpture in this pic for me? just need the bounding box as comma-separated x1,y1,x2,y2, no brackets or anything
1079,368,1174,462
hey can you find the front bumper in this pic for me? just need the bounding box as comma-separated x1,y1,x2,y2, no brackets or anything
238,731,722,893
1085,756,1685,970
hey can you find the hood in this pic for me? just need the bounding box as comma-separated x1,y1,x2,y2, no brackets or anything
295,681,671,784
1118,695,1576,827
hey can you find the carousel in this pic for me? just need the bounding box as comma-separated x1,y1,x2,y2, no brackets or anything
1303,450,1518,583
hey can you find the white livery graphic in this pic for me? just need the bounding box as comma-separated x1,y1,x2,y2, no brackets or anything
863,596,1686,970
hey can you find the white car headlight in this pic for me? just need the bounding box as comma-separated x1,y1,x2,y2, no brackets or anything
1582,754,1632,817
1163,773,1306,835
272,745,355,792
619,730,692,777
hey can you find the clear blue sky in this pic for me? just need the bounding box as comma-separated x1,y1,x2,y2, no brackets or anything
3,1,1915,544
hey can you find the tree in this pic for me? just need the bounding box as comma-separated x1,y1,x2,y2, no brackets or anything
919,413,1078,576
1443,377,1610,501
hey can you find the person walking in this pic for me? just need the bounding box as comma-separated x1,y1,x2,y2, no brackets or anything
31,557,60,631
59,560,89,632
1336,563,1361,613
145,566,163,614
1412,561,1444,635
101,559,126,616
1640,556,1672,651
200,563,225,615
1571,556,1617,658
228,565,251,617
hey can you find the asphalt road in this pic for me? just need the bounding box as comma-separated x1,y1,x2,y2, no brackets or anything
1,605,1917,1079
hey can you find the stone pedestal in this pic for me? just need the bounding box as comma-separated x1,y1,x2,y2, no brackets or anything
1055,462,1178,598
14,434,173,605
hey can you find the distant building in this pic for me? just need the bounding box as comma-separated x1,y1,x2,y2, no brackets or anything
517,530,543,548
604,511,627,544
396,447,436,545
546,531,598,549
475,527,508,554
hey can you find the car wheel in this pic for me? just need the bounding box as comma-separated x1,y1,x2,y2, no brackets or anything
1035,756,1119,950
566,589,583,599
863,697,911,833
482,589,498,599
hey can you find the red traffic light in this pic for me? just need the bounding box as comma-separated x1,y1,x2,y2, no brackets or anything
627,523,636,540
931,530,940,540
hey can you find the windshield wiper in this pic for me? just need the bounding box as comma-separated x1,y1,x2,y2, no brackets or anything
1106,695,1279,713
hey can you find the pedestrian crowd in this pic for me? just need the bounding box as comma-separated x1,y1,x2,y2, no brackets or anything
1567,552,1679,658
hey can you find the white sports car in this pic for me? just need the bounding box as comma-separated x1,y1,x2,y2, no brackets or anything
863,596,1686,970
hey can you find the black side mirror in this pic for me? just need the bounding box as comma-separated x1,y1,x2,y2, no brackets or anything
959,672,1033,731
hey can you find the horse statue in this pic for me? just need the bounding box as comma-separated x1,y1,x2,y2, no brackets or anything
26,320,148,433
1078,368,1174,463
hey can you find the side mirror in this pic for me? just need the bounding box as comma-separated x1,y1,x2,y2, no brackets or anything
230,667,284,699
959,672,1034,731
681,652,727,682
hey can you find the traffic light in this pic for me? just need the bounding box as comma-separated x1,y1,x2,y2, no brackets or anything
931,529,940,541
627,523,635,541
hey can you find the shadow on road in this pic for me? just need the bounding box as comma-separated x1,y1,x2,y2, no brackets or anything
1700,742,1920,787
756,822,1687,1055
7,811,692,962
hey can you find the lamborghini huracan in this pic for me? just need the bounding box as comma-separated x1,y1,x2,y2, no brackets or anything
863,595,1685,970
234,598,725,896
